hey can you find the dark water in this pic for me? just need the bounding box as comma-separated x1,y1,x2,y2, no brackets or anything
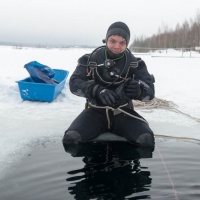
0,137,200,200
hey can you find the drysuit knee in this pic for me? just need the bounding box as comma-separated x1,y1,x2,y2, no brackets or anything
62,130,82,145
136,133,155,146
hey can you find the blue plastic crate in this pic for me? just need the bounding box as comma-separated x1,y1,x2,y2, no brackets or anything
16,69,69,102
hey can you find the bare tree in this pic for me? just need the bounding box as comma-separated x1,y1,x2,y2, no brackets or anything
130,10,200,51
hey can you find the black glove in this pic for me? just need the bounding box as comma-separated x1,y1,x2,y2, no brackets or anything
97,88,118,106
124,79,141,99
115,81,130,105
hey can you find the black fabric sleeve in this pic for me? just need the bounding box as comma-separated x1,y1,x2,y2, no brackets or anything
69,54,97,100
133,58,155,101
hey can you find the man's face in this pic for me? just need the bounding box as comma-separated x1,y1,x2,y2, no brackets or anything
107,35,127,54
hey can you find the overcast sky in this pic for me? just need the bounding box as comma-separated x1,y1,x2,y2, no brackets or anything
0,0,200,46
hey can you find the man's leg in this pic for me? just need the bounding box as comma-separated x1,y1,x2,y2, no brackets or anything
112,109,154,146
63,108,108,145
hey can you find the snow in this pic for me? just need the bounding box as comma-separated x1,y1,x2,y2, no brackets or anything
0,46,200,179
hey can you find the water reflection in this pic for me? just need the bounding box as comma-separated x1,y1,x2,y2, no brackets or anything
63,142,154,200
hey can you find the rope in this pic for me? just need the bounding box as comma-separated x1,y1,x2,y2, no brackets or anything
133,97,200,123
88,102,149,129
155,134,200,142
133,98,200,199
156,146,180,200
117,107,148,124
105,107,111,129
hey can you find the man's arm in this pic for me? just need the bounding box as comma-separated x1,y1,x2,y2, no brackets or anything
69,54,96,100
125,57,155,101
135,58,155,101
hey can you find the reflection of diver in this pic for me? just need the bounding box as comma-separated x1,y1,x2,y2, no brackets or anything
63,142,154,199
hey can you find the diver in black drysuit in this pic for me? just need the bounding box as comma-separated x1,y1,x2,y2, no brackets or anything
63,22,155,146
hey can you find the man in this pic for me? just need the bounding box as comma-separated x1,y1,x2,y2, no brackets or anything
63,21,155,146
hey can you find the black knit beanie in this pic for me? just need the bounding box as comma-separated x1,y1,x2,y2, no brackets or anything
105,21,130,45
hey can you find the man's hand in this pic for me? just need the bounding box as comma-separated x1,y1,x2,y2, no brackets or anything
98,89,118,106
124,80,141,99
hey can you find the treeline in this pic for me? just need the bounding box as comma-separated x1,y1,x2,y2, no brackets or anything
130,10,200,52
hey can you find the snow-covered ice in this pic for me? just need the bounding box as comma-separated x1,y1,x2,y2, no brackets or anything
0,46,200,179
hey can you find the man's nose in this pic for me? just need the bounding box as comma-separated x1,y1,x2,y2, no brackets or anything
114,42,120,48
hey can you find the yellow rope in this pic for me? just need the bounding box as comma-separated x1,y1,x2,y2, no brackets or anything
155,134,200,142
133,97,200,123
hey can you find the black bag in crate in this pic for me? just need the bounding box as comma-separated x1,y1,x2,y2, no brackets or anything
24,61,58,84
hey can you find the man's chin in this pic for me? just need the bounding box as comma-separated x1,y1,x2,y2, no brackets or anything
111,50,121,55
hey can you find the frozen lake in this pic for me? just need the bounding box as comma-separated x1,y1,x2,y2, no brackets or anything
0,46,200,180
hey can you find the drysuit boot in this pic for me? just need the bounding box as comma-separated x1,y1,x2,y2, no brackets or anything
62,130,82,145
136,133,154,146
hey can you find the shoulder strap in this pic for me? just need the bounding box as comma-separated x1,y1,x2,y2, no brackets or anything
129,51,139,69
119,49,138,79
87,46,106,69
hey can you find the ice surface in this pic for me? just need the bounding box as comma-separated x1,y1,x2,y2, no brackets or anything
0,46,200,179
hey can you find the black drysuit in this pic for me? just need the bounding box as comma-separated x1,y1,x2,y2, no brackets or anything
65,46,155,144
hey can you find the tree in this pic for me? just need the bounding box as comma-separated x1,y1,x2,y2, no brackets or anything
130,10,200,51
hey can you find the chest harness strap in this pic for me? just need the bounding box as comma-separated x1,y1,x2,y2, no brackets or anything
87,47,139,83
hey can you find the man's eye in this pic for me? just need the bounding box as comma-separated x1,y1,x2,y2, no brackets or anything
120,41,126,46
110,40,116,44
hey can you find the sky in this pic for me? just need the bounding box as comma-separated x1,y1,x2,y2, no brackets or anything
0,0,200,46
